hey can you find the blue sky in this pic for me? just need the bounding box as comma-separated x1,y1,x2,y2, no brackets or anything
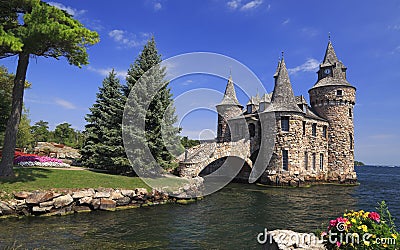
1,0,400,165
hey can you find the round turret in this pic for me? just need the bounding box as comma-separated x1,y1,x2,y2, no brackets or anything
216,76,243,142
308,41,356,180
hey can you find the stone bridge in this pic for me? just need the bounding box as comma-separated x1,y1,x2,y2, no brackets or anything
177,139,253,178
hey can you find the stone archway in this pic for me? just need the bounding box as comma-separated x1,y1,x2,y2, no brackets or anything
199,156,252,183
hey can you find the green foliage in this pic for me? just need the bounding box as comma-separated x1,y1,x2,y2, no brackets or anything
124,37,182,175
181,136,200,149
81,70,130,173
0,66,30,146
30,120,50,143
52,122,83,148
354,161,365,166
15,108,33,149
0,0,98,176
0,0,99,66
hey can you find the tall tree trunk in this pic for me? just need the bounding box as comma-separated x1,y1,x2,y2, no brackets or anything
0,53,29,177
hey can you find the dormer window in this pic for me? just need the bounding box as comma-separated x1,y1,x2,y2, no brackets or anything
247,105,252,114
336,90,343,96
259,102,265,112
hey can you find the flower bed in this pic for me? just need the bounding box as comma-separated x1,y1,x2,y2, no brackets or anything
14,155,70,168
322,201,399,249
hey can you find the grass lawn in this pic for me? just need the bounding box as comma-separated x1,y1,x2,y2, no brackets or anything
0,167,149,196
0,167,191,200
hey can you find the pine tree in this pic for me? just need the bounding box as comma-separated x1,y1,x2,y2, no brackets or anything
81,70,130,173
123,37,182,176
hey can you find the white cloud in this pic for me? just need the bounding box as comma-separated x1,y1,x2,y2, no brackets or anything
227,0,264,11
227,0,241,9
240,0,263,11
154,2,162,11
108,30,150,48
54,98,77,110
47,2,87,17
87,66,127,78
282,18,290,25
288,58,320,74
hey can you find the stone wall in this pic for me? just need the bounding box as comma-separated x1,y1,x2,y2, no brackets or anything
309,85,356,181
178,139,251,178
258,112,330,186
0,188,202,218
216,105,243,142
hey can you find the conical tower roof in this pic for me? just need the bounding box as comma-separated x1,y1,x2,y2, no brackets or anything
321,41,339,67
310,41,355,90
217,75,243,107
266,57,302,113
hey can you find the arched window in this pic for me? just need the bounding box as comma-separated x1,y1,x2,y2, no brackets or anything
248,123,256,138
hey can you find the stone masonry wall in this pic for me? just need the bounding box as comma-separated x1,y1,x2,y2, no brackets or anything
309,86,356,181
259,112,329,185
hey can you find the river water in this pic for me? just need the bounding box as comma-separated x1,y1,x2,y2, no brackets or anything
0,166,399,249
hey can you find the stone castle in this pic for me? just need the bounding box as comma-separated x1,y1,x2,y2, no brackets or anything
179,41,357,186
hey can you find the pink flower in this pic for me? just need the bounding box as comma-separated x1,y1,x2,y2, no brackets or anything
321,231,327,237
336,241,341,247
330,219,337,227
368,212,380,222
337,217,348,223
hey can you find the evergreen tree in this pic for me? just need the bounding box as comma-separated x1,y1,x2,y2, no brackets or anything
31,120,50,144
0,0,99,177
124,37,182,176
81,70,130,172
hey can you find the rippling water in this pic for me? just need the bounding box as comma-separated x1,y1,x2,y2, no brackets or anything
0,166,399,249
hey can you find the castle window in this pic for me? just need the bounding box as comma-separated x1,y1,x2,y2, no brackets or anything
247,105,252,114
281,117,289,132
259,102,265,112
312,153,316,170
282,150,288,171
302,121,306,136
312,123,317,137
320,153,324,171
304,152,308,170
218,124,222,137
248,123,256,138
350,133,353,150
336,90,343,96
349,108,352,118
323,126,327,138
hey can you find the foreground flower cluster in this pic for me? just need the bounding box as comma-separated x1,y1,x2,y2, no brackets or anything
322,201,399,249
14,155,70,168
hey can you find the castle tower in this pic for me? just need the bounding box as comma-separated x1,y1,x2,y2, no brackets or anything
216,75,243,142
308,41,356,181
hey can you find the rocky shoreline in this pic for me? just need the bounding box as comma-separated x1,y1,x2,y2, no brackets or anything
0,187,201,219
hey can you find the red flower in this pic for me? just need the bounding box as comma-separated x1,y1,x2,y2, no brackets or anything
368,212,380,223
